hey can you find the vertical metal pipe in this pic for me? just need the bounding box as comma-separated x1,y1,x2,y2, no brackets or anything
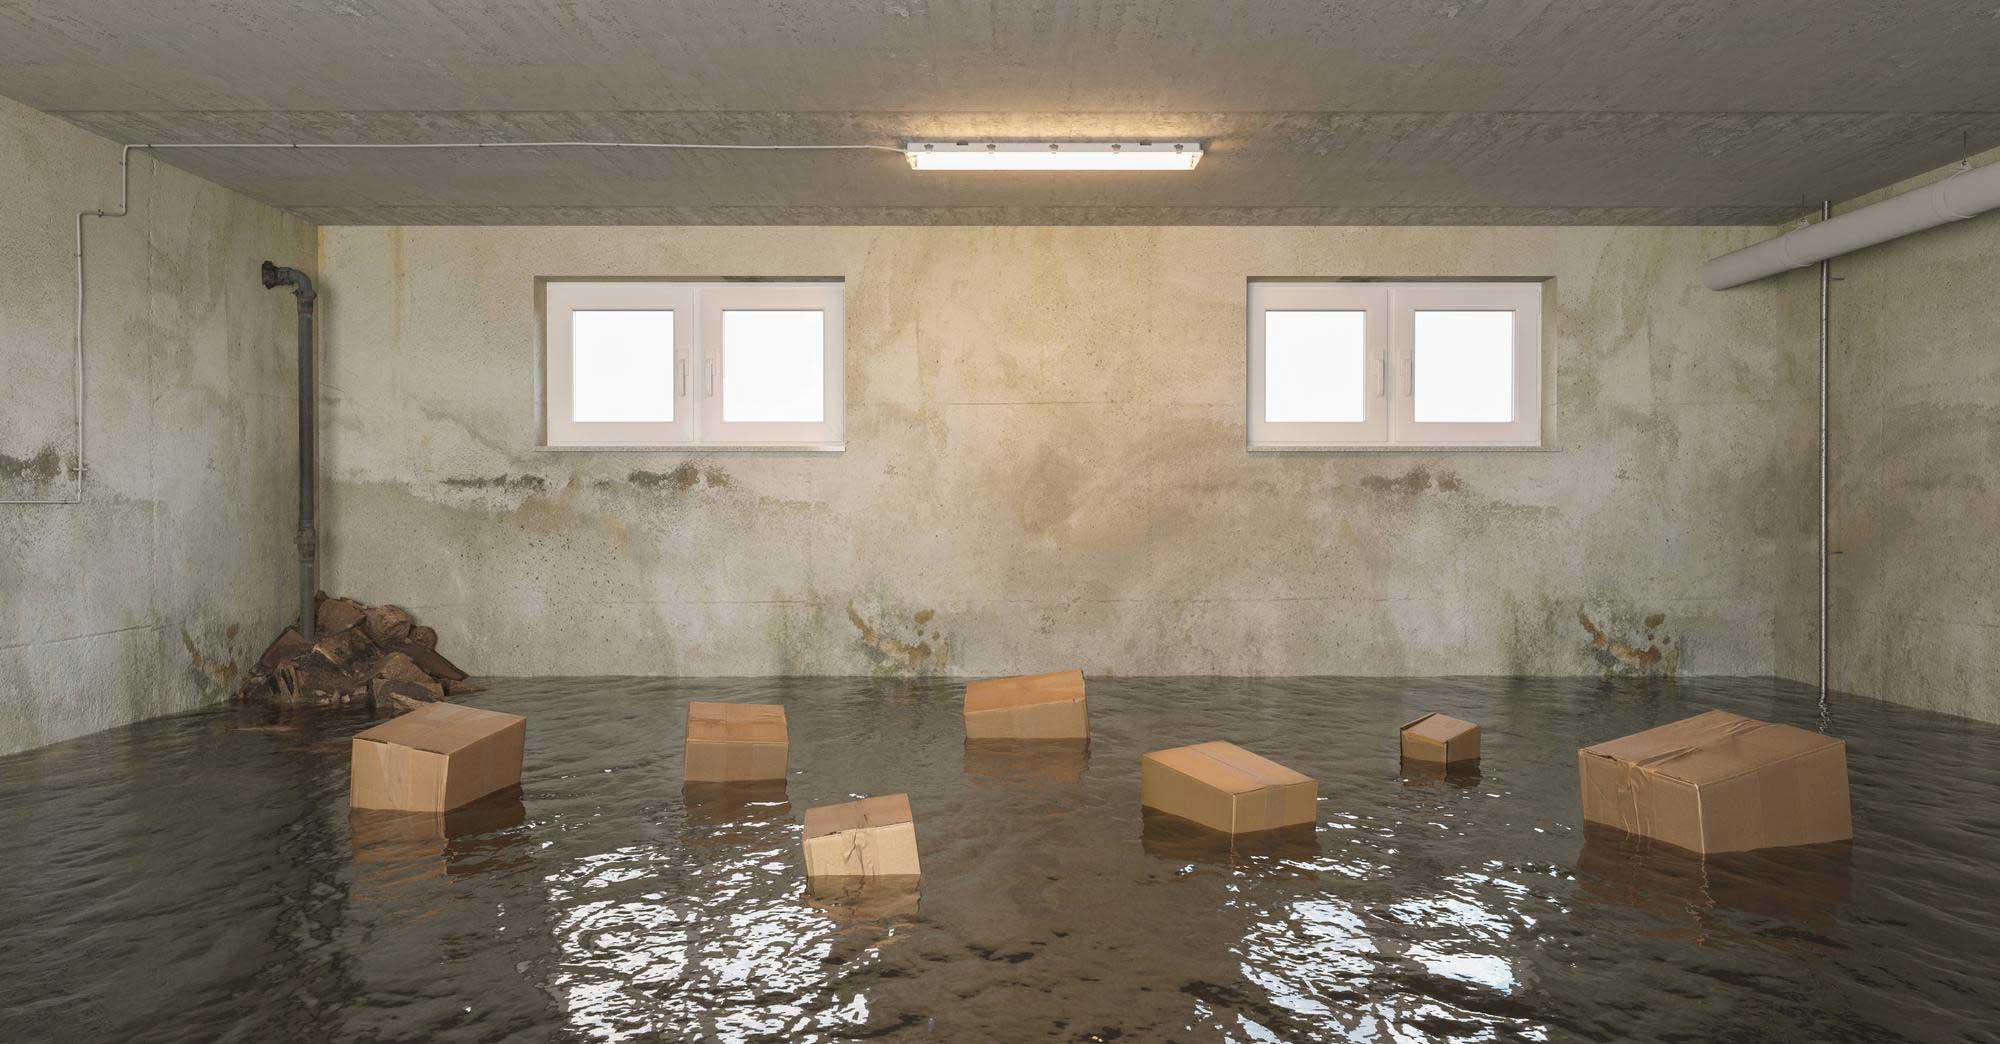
262,261,318,642
1818,201,1832,712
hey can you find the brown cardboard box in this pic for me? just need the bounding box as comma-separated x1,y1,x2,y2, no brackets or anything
801,793,921,880
350,702,526,812
963,669,1088,741
1140,741,1317,835
1401,712,1480,765
684,701,789,783
1578,709,1852,854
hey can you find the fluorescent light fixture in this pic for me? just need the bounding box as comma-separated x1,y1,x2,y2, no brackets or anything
904,141,1202,171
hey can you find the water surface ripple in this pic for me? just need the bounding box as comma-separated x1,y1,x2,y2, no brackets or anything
1,676,1995,1042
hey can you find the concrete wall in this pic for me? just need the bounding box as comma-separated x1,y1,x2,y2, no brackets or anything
317,224,1818,680
0,96,317,755
1827,149,2000,723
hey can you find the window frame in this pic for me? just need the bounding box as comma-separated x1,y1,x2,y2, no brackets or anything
1247,282,1390,447
1247,280,1544,450
542,279,844,451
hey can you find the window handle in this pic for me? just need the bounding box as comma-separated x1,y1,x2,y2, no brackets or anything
677,358,687,397
705,359,716,397
1379,354,1388,396
1404,354,1414,398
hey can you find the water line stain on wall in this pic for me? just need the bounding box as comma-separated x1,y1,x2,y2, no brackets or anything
1357,466,1465,495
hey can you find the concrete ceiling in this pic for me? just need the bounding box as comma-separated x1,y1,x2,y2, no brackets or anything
4,1,1999,226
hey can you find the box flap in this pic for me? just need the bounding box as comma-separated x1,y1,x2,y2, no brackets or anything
1581,709,1842,786
355,702,524,755
1402,713,1476,744
803,793,913,839
687,701,788,744
964,669,1086,714
1146,741,1309,795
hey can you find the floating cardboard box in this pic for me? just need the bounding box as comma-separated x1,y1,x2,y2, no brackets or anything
1578,709,1851,854
1140,741,1317,835
350,702,526,813
1401,712,1481,765
963,669,1088,741
801,793,921,880
684,701,789,783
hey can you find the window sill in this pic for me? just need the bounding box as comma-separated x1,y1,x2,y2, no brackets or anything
1248,442,1555,453
538,443,846,454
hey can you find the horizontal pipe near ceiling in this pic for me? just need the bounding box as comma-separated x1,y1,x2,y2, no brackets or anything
1704,158,2000,290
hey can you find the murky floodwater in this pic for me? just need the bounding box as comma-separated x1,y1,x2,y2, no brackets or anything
2,676,1996,1042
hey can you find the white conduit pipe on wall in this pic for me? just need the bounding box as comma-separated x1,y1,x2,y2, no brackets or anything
1704,158,2000,290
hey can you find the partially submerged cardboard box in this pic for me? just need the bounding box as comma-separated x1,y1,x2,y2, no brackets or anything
1576,823,1852,930
1578,709,1852,854
801,793,921,880
684,701,789,783
1401,713,1481,765
1140,741,1317,835
1140,807,1321,866
963,669,1088,741
348,790,527,862
804,876,922,926
350,702,526,813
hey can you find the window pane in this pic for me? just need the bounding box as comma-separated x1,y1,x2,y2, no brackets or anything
1264,310,1366,423
723,310,825,423
1413,310,1513,423
572,310,675,422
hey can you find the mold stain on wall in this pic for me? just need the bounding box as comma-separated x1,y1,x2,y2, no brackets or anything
847,602,950,677
1579,607,1680,677
1358,465,1465,496
0,446,73,499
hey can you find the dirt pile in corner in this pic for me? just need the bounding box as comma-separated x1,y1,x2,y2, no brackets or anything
237,593,480,713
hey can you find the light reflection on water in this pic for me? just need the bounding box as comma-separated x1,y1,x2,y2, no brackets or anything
0,675,1995,1041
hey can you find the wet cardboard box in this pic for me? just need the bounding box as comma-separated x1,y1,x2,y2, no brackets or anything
1140,741,1317,835
801,793,921,880
963,669,1089,741
684,701,789,783
1578,708,1852,854
1401,712,1481,765
350,702,526,813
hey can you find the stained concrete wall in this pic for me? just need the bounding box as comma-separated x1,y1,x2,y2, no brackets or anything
0,96,317,756
1826,149,2000,723
317,224,1818,680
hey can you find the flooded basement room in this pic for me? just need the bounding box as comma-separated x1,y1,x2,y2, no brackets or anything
3,4,1999,1042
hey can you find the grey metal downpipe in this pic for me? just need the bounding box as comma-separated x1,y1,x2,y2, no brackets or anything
1818,201,1831,717
261,261,319,643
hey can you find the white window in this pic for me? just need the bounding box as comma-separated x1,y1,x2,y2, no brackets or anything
1247,281,1543,449
544,280,844,449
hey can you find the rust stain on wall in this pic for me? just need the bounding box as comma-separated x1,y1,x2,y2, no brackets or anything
1579,608,1679,677
847,602,949,677
181,629,240,690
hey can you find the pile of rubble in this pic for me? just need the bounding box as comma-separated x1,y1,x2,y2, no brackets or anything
237,593,478,713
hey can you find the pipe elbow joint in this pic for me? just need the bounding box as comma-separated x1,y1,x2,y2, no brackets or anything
261,260,317,304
